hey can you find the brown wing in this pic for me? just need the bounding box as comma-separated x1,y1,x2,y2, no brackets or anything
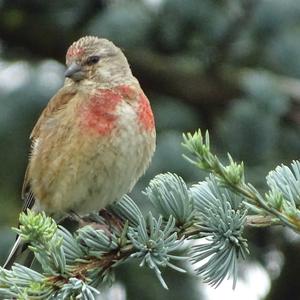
21,86,77,210
30,86,77,140
3,87,79,269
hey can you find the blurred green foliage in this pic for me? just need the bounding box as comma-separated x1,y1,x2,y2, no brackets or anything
0,0,300,299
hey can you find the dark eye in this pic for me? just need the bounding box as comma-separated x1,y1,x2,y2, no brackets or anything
86,55,100,65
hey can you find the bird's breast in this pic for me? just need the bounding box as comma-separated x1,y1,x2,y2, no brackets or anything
29,85,155,214
78,85,155,136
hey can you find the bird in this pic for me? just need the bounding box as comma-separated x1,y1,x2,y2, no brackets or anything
3,36,156,269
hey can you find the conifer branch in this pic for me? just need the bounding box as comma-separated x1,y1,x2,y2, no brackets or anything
182,130,300,232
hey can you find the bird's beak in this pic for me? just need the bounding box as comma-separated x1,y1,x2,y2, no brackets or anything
65,63,84,81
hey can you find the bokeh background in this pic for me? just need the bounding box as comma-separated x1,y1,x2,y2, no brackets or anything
1,0,300,299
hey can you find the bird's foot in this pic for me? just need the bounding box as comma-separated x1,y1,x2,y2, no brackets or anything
99,208,125,233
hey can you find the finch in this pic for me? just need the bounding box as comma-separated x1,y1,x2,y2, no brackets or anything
3,36,156,269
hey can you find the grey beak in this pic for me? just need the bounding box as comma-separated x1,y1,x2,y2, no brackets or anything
64,63,83,80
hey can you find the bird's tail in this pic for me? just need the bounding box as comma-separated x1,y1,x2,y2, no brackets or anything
3,189,37,269
3,235,33,269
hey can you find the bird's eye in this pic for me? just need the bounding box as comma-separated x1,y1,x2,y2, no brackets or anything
86,55,100,65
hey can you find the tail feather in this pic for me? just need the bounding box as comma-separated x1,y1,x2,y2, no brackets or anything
3,188,36,269
3,236,33,269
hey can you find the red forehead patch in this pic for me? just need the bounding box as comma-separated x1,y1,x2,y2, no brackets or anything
66,46,85,59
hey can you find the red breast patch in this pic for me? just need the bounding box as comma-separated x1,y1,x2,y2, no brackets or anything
79,85,154,135
138,92,155,131
66,46,85,61
80,89,122,135
116,85,137,99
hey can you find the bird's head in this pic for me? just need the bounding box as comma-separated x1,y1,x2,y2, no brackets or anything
65,36,133,86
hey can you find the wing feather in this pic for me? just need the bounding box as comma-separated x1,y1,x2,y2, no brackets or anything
22,86,77,210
